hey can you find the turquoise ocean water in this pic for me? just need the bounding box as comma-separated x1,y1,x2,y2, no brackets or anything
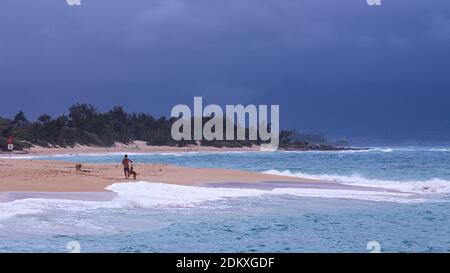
1,148,450,252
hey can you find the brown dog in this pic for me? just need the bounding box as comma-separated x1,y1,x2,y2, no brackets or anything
75,164,82,172
129,166,138,180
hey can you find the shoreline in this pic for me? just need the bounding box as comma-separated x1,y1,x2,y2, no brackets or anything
0,159,389,198
0,157,400,203
0,159,314,192
2,141,260,157
1,141,369,157
0,181,396,204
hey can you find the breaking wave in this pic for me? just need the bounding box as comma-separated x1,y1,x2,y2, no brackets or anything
263,170,450,195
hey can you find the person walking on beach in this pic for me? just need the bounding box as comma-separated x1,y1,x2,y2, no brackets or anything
122,155,133,179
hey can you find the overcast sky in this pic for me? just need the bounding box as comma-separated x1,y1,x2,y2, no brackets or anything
1,0,449,144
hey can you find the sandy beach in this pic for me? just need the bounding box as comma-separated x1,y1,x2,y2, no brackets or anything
12,141,261,156
0,141,399,199
0,158,312,192
0,157,390,198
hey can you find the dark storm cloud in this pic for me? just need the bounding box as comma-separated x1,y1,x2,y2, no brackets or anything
1,0,450,144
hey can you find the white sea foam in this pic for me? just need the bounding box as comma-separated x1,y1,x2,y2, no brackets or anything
281,147,450,154
0,183,264,222
0,180,429,223
270,188,421,203
105,182,266,208
105,182,425,205
0,155,38,159
0,198,102,221
281,149,373,154
0,150,258,160
427,148,450,152
371,147,450,153
0,197,118,236
263,170,450,195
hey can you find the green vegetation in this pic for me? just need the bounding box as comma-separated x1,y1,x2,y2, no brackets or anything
278,130,349,150
0,104,347,151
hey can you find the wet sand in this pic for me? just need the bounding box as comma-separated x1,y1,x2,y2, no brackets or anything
0,159,314,192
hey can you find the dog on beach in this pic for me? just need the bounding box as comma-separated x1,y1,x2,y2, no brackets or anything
75,164,82,172
129,165,138,180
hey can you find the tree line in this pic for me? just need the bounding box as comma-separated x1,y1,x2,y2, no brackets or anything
0,103,345,151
